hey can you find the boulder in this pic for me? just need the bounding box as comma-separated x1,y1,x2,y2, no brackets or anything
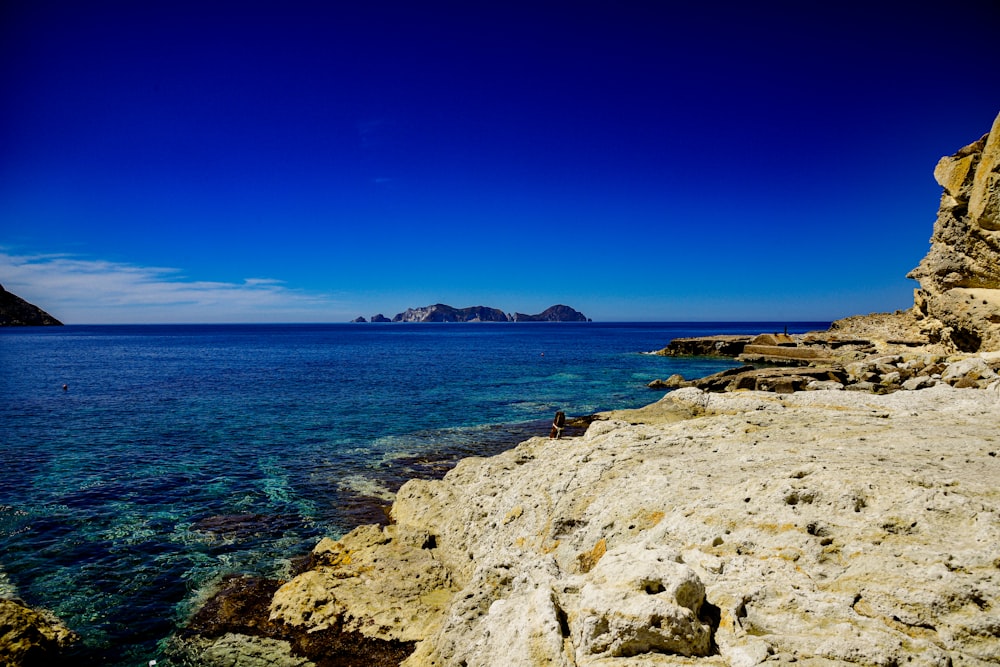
941,356,1000,387
570,543,712,659
647,374,688,389
749,333,796,346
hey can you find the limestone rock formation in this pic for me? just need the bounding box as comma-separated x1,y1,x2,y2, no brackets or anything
0,284,62,326
392,304,511,322
371,314,392,323
513,304,589,322
177,385,1000,665
908,111,1000,351
652,335,752,357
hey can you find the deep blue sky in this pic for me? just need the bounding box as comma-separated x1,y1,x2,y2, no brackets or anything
2,1,999,323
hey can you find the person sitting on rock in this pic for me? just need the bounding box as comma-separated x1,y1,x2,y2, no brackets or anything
549,411,566,439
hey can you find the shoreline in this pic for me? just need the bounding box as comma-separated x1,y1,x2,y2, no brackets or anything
165,374,1000,666
324,416,591,530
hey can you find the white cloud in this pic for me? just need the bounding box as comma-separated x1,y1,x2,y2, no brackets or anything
0,250,349,323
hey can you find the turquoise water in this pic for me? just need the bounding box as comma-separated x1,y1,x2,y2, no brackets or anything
0,321,825,665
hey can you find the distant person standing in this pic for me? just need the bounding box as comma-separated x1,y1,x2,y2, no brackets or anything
549,411,566,439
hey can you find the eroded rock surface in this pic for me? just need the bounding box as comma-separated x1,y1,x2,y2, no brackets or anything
180,385,1000,666
908,111,1000,352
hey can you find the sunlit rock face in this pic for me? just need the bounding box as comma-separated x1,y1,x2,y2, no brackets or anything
177,386,1000,667
908,111,1000,351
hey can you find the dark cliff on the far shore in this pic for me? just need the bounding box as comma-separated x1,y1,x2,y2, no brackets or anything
0,285,62,326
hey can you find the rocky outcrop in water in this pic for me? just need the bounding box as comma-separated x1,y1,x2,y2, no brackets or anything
391,303,589,322
513,304,589,322
0,284,62,326
653,335,753,357
392,304,512,322
653,350,1000,394
0,598,78,665
908,111,1000,352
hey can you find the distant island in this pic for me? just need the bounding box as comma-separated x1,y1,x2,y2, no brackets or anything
0,284,62,326
352,304,589,323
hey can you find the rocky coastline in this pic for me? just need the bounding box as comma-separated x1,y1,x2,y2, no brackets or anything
153,113,1000,666
164,380,1000,667
8,114,1000,666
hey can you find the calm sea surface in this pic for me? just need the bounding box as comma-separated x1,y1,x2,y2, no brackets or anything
0,322,826,665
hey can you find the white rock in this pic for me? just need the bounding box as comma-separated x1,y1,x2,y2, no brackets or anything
942,356,998,382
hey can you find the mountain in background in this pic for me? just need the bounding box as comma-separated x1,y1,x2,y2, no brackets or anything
512,304,589,322
387,303,588,323
392,304,511,322
0,285,63,326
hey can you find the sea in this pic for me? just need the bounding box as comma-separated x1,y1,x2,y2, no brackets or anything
0,321,826,666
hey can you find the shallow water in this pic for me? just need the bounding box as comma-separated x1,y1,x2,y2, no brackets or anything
0,321,825,665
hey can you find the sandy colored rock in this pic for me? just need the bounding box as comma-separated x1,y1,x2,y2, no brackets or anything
571,542,712,659
227,384,1000,666
908,111,1000,352
0,598,78,666
269,523,456,643
969,111,1000,230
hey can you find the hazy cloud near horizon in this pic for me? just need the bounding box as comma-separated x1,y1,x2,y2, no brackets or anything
0,250,344,323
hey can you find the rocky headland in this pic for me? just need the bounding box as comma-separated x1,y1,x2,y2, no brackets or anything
154,112,1000,667
0,284,62,326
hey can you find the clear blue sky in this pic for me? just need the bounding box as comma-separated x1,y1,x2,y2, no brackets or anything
2,1,999,323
